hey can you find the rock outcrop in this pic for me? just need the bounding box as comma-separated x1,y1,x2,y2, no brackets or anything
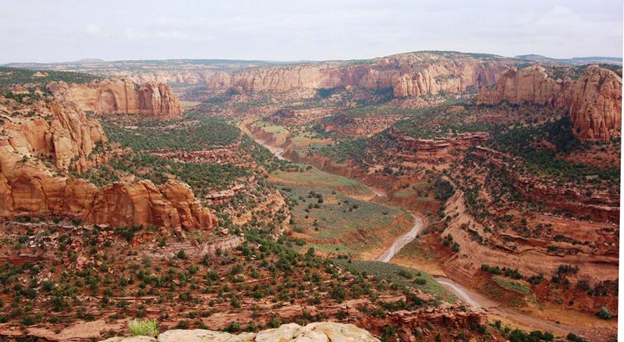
476,65,575,107
0,99,107,173
205,52,518,98
569,66,622,142
477,65,622,142
0,94,216,230
48,78,182,119
137,82,183,118
101,322,380,342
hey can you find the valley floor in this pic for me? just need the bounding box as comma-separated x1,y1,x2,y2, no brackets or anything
246,121,618,341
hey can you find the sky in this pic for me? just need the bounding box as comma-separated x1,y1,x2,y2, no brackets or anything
0,0,621,64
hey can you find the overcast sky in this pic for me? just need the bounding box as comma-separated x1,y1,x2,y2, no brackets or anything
0,0,621,63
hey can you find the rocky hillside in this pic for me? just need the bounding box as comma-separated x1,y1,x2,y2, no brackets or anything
48,78,182,119
205,51,520,97
102,322,380,342
477,65,622,142
0,84,216,231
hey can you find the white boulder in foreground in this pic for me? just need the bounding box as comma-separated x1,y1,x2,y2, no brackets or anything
101,322,380,342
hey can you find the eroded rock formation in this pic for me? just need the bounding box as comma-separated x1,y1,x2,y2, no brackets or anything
569,66,622,142
205,52,518,98
0,94,215,231
48,78,182,118
0,99,106,173
477,65,622,142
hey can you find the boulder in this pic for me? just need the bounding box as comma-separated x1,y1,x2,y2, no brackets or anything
104,323,380,342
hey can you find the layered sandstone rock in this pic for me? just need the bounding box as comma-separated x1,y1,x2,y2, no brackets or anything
0,99,107,173
0,96,215,230
476,65,575,106
100,322,380,342
137,82,183,118
569,66,622,142
48,78,182,119
205,52,517,98
477,65,622,142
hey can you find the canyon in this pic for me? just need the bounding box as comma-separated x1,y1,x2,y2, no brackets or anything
0,49,619,341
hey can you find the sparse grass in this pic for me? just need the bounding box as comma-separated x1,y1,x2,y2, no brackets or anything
493,277,531,294
269,166,373,198
180,100,201,108
129,319,159,337
333,259,456,303
282,187,411,254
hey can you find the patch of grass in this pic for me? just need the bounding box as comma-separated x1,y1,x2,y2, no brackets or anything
129,319,159,337
270,166,373,198
493,277,531,294
333,260,456,303
282,187,411,254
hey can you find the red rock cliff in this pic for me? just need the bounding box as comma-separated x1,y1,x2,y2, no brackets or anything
205,52,517,97
569,66,622,142
0,95,215,230
48,78,182,119
477,65,622,142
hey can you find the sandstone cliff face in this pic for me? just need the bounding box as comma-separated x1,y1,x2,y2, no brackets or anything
569,66,622,142
0,95,216,230
477,65,622,142
477,65,575,107
0,99,107,173
205,52,517,97
48,78,182,119
0,166,216,231
137,82,183,118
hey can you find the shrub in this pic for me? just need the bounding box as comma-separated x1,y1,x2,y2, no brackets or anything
596,306,613,320
414,278,427,285
128,319,159,337
398,269,413,279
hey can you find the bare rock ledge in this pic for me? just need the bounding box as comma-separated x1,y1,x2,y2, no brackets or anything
100,322,380,342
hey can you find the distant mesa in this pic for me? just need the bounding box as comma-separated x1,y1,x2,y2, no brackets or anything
204,51,519,97
70,58,107,64
515,54,622,66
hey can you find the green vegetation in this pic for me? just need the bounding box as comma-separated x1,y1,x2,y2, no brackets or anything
109,152,249,193
129,319,159,337
493,277,531,294
269,165,373,198
281,187,410,254
596,306,614,320
102,116,241,152
487,116,619,185
332,259,456,303
566,333,590,342
0,67,101,87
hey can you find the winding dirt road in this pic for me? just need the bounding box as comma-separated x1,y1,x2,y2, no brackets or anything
376,213,423,262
